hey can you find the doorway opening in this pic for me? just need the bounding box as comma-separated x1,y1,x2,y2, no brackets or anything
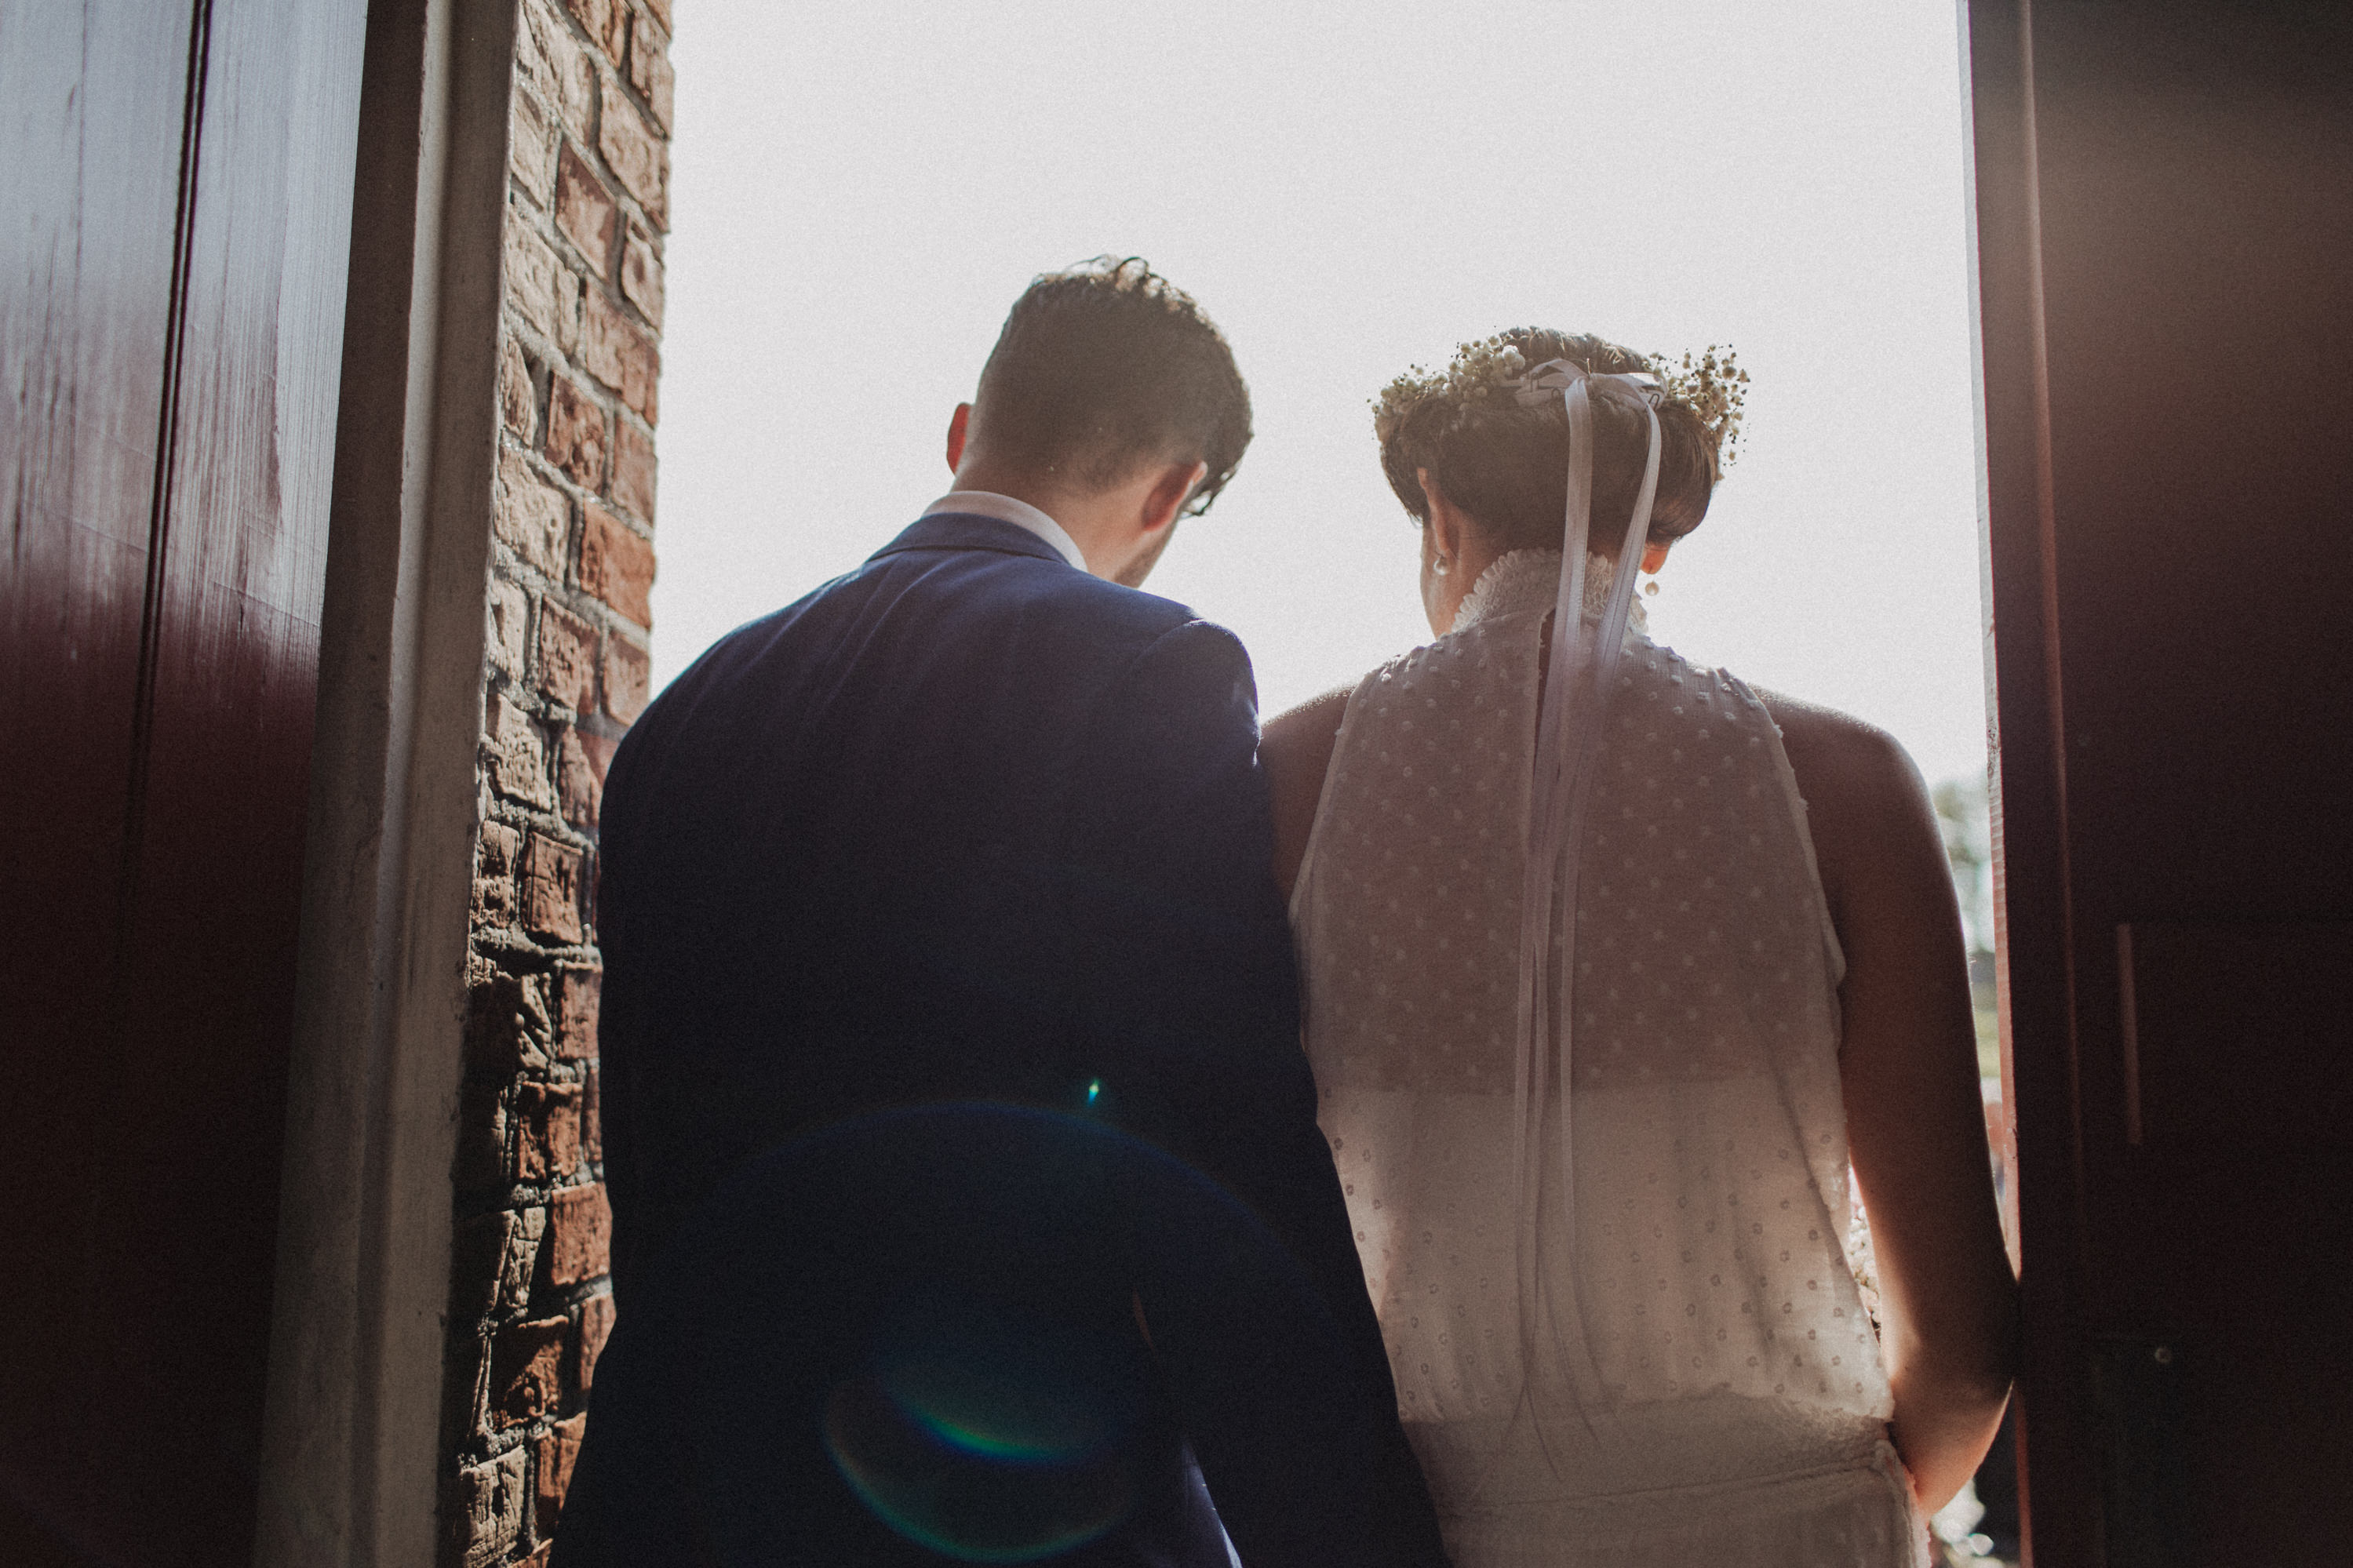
654,2,2016,1562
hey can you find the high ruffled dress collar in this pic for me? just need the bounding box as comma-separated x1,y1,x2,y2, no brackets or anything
1451,548,1648,636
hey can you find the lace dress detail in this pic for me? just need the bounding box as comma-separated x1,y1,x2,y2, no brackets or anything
1292,551,1921,1568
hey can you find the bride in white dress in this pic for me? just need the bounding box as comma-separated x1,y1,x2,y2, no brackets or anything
1265,332,2016,1566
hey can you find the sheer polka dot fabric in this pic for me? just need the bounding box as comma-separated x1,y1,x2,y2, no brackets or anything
1294,551,1892,1453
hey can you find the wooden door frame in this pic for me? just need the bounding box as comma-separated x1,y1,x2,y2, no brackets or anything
239,3,2099,1560
255,5,2089,1559
250,0,518,1560
1965,1,2102,1559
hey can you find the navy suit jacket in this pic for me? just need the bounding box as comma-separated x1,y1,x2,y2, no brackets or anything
554,514,1448,1568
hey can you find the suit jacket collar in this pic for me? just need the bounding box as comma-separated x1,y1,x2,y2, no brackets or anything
870,511,1076,569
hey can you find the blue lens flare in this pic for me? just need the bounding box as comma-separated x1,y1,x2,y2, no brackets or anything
617,1102,1339,1562
886,1352,1113,1463
824,1291,1143,1561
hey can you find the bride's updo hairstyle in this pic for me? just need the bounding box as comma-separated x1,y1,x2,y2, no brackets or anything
1375,329,1743,555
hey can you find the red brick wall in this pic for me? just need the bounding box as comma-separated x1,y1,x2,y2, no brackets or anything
445,0,670,1561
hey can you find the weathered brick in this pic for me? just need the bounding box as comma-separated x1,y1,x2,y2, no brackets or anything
500,337,537,441
452,1205,548,1323
488,577,530,678
581,289,658,424
515,1081,582,1182
468,970,555,1074
446,1333,494,1453
523,833,586,943
564,0,625,64
456,1446,529,1568
577,502,655,627
582,1061,603,1162
535,598,598,712
553,142,615,278
504,223,578,356
610,419,656,522
547,1183,613,1286
510,85,557,209
555,728,603,828
545,376,608,493
498,1208,550,1315
497,446,570,580
578,1293,616,1390
619,224,664,328
451,1213,508,1326
627,12,674,132
455,1077,511,1194
576,289,629,387
452,1211,509,1322
535,1412,588,1538
554,966,602,1058
518,0,596,140
491,1316,570,1428
599,93,668,228
448,0,670,1539
603,635,650,725
487,692,556,808
577,729,619,782
473,821,522,930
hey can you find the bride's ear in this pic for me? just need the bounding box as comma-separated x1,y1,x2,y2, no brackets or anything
1641,538,1672,575
1419,469,1467,568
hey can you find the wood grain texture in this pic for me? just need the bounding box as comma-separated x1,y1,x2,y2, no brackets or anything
0,5,204,1562
1,0,366,1561
1972,2,2353,1560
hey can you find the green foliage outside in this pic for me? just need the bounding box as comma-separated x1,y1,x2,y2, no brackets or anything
1932,775,2002,1086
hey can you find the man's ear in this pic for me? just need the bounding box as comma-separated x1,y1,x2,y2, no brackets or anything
946,403,973,475
1140,458,1210,535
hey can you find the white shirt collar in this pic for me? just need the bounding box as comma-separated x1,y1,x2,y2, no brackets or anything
920,490,1088,573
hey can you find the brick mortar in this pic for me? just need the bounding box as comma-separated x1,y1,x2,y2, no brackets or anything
445,0,668,1562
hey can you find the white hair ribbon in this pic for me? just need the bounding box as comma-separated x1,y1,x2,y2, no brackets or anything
1506,358,1663,1429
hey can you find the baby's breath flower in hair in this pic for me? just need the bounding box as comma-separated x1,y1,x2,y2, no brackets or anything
1371,327,1734,551
1372,337,1532,445
1377,336,1747,477
1650,345,1750,475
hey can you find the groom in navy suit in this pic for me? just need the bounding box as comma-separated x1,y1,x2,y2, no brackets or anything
554,260,1449,1567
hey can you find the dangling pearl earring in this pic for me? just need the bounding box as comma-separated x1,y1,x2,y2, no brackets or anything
1433,555,1452,576
1641,575,1659,598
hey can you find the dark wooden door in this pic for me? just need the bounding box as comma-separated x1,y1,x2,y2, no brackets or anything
1,2,366,1562
1969,3,2353,1563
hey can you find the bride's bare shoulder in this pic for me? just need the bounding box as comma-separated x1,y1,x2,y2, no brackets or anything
1755,688,1917,786
1753,687,1939,902
1262,685,1355,899
1263,686,1350,768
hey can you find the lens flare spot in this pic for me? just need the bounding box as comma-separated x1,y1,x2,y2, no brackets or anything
885,1352,1112,1464
823,1293,1145,1561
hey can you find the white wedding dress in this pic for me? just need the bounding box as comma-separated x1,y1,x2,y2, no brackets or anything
1293,551,1925,1567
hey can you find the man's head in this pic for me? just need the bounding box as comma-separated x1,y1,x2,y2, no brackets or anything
948,258,1251,586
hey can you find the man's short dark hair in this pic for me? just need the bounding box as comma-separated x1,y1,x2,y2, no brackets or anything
972,257,1252,517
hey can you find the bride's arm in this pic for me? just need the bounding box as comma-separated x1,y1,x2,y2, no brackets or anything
1262,686,1352,901
1766,693,2020,1515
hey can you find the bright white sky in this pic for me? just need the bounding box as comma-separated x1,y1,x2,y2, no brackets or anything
652,0,1991,787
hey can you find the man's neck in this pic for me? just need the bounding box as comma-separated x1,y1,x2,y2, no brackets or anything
949,465,1123,578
